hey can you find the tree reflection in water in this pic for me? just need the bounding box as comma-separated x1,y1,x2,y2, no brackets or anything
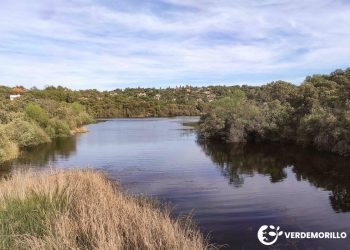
198,140,350,212
0,136,77,177
18,136,77,166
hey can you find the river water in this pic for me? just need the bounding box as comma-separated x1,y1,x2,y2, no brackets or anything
1,117,350,249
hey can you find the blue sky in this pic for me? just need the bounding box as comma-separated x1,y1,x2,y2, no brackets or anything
0,0,350,90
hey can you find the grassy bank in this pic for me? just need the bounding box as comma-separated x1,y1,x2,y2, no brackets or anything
0,169,210,250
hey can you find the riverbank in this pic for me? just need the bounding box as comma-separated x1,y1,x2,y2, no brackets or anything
0,124,90,164
0,99,94,164
0,169,210,250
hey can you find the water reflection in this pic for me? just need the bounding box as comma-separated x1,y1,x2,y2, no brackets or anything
20,137,77,165
1,118,349,249
0,136,77,176
198,141,350,212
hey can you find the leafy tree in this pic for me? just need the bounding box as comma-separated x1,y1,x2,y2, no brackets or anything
25,103,49,127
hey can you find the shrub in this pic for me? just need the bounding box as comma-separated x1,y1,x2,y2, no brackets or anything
71,102,84,114
77,111,94,126
4,119,51,147
45,119,71,138
25,104,49,127
199,98,267,143
0,127,19,162
0,111,25,124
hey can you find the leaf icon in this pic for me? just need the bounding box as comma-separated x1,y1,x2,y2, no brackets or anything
277,226,280,230
278,231,283,236
269,232,276,236
270,225,275,229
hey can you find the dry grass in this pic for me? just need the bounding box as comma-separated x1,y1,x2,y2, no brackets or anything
0,169,212,250
71,126,89,134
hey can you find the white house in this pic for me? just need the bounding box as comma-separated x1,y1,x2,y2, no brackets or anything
10,94,21,101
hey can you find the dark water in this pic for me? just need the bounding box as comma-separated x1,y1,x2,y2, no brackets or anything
1,117,350,249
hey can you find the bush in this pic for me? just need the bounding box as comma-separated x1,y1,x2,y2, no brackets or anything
77,111,94,126
199,98,267,143
25,103,49,127
0,128,19,163
45,119,71,138
4,119,51,147
71,102,84,114
0,111,25,124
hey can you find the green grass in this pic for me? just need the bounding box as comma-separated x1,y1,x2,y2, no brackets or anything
0,189,69,249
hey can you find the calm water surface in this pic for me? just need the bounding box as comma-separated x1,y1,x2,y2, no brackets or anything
1,117,350,249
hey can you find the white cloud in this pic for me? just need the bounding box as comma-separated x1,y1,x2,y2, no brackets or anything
0,0,349,89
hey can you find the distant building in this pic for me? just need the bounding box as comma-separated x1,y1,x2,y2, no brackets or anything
10,94,21,101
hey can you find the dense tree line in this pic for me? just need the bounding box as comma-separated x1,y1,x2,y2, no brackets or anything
1,67,349,161
16,85,229,118
199,68,350,156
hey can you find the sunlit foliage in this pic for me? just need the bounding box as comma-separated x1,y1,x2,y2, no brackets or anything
199,68,350,155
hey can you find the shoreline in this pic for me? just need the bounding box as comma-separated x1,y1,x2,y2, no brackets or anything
0,125,90,164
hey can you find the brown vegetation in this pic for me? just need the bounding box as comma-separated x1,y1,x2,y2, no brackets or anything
0,169,211,250
71,126,89,134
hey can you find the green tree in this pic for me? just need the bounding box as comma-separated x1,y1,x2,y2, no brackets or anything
25,103,49,127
